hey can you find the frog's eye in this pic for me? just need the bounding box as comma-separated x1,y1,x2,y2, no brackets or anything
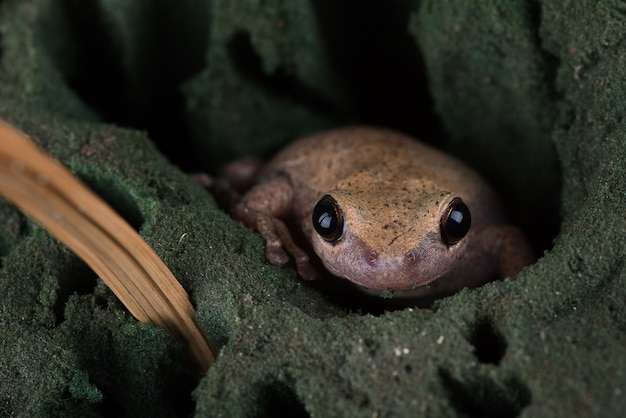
440,198,471,245
312,195,344,242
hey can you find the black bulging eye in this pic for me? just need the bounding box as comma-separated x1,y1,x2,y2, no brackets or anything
441,198,471,245
312,195,344,242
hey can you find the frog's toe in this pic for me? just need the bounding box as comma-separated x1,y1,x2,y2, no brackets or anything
266,245,289,265
296,261,318,281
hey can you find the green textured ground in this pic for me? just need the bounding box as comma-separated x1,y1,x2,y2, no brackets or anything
1,0,625,417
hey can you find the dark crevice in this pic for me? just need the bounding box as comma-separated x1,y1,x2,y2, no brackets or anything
439,369,531,418
78,174,145,232
258,379,309,418
311,0,443,143
50,0,210,171
227,31,340,118
58,0,130,125
467,317,507,365
520,0,563,253
53,256,99,325
525,0,562,104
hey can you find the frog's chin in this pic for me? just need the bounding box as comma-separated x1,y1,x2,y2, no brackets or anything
341,271,441,292
320,257,445,291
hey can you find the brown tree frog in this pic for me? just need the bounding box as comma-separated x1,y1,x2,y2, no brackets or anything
232,126,535,297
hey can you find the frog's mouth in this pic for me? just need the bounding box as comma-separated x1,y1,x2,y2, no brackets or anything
313,232,453,291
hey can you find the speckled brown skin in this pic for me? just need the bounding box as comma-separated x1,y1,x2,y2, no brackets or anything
233,126,535,295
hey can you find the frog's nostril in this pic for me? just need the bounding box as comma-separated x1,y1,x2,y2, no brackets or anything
367,250,379,266
404,249,420,265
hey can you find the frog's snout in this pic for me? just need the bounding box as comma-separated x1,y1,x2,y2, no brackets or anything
339,243,432,290
404,248,421,265
366,250,379,266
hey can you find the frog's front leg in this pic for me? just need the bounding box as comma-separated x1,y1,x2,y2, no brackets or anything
233,175,318,281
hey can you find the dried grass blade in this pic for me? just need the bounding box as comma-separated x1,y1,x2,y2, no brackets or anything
0,119,217,373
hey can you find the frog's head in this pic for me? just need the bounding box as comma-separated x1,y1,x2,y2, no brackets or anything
309,186,472,291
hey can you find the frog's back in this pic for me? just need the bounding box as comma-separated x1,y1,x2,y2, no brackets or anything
267,126,433,179
267,127,471,189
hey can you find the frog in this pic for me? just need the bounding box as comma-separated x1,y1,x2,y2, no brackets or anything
231,126,535,297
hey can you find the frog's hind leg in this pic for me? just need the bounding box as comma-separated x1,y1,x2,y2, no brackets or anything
233,175,318,281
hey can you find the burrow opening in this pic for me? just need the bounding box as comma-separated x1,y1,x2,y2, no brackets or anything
38,1,560,313
39,1,443,168
40,0,211,171
256,379,309,418
467,317,508,365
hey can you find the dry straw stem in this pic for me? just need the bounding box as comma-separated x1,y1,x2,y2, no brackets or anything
0,118,217,373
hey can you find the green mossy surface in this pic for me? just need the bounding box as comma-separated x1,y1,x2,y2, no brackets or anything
0,0,625,417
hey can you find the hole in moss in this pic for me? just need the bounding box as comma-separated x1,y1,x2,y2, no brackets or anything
41,0,210,171
78,174,144,232
257,380,308,418
53,255,99,325
467,317,507,365
53,0,127,123
439,369,531,418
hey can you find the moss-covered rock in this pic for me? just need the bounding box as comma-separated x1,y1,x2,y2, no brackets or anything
1,0,625,417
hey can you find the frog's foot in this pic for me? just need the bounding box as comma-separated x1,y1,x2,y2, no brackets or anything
294,259,318,282
264,215,318,281
255,214,290,264
236,208,317,280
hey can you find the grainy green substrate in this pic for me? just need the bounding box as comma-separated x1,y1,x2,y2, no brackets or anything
0,1,624,417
